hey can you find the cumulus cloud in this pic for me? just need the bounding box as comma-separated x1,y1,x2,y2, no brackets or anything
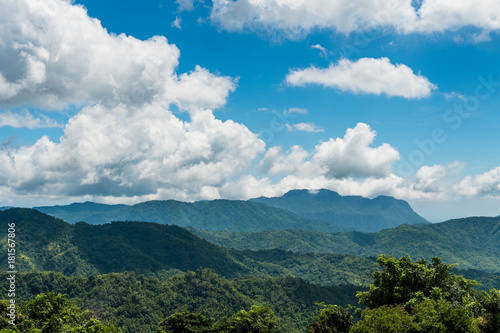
210,0,416,37
0,102,264,199
415,0,500,33
261,123,400,179
210,0,500,39
0,110,62,128
0,0,263,202
0,0,237,111
454,167,500,197
286,58,437,98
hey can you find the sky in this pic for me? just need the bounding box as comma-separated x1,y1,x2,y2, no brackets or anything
0,0,499,222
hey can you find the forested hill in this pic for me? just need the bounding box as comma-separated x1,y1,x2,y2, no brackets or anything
35,199,347,233
250,189,429,232
0,208,375,286
190,216,500,272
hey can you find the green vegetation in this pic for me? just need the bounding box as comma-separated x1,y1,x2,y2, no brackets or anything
1,207,499,332
191,216,500,272
0,292,121,332
1,256,499,332
0,208,376,286
0,270,360,332
349,255,500,332
34,189,428,233
36,199,346,233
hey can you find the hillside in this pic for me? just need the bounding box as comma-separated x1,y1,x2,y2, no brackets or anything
35,200,347,233
0,269,361,333
0,208,373,286
251,189,429,232
190,216,500,272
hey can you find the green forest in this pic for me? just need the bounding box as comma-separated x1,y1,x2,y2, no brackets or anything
0,207,499,332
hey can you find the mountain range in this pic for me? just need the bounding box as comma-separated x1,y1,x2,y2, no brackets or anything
0,208,376,286
34,189,428,233
1,206,499,332
190,215,500,272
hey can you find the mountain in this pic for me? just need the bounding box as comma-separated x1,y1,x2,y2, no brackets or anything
190,216,500,272
250,189,429,232
34,189,427,233
0,208,374,286
34,201,128,223
35,199,347,233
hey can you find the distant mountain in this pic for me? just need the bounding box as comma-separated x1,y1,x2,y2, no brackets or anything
34,189,427,233
190,216,500,272
0,208,374,286
35,199,347,233
250,189,429,232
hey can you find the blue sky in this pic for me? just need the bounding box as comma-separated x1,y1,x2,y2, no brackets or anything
1,0,500,221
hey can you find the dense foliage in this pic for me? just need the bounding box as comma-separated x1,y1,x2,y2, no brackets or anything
0,269,361,332
35,199,345,233
191,216,500,272
0,208,376,286
1,256,498,332
349,255,500,332
0,292,121,332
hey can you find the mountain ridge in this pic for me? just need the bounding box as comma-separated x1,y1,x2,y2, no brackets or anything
34,189,428,233
190,215,500,272
250,189,429,232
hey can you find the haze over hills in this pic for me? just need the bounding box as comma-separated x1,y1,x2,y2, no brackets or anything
190,216,500,272
250,189,429,232
34,189,428,233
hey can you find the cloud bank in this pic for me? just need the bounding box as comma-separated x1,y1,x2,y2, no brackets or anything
211,0,500,38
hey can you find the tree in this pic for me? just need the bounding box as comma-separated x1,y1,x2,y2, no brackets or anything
356,255,478,309
306,303,353,333
157,311,214,333
477,289,500,333
214,305,277,333
9,292,121,333
21,292,81,332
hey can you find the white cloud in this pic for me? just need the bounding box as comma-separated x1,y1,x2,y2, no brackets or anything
286,58,436,99
210,0,500,39
284,107,308,114
311,44,328,58
0,0,236,111
210,0,417,38
261,123,400,179
0,110,62,128
454,167,500,197
0,103,265,199
172,16,182,29
286,122,324,132
415,0,500,33
0,0,264,202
